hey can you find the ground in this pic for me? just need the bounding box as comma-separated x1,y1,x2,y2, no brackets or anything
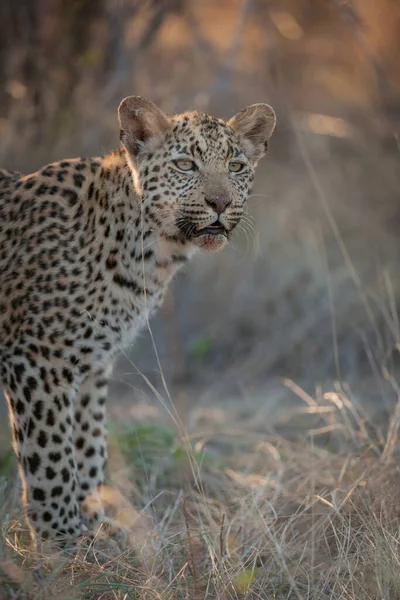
1,371,400,599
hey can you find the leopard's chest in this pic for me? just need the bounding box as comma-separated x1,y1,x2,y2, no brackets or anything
73,278,167,370
69,234,192,372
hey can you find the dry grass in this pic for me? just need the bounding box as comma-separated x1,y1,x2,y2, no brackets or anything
1,382,400,600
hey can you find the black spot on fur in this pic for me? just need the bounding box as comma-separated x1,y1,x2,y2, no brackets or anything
33,487,46,502
46,466,57,480
51,486,63,498
27,453,41,475
37,430,48,448
73,173,85,188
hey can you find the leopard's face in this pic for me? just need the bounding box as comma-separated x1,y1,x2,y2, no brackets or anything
119,97,276,252
137,115,256,251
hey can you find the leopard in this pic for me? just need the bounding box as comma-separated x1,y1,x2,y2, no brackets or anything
0,96,276,544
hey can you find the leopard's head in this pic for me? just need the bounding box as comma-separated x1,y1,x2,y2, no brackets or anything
119,96,276,252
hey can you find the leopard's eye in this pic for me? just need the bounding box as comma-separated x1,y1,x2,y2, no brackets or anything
174,159,196,172
229,161,245,173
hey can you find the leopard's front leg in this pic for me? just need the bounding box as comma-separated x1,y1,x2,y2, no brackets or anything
3,353,86,542
74,365,112,530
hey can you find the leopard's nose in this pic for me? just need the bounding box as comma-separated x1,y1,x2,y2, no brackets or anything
205,196,232,215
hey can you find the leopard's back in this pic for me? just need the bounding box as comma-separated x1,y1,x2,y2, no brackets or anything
0,168,23,345
0,168,22,202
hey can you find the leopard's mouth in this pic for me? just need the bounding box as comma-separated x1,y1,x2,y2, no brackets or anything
176,216,231,250
193,221,228,238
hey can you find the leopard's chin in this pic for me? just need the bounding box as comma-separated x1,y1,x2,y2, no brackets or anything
191,231,228,252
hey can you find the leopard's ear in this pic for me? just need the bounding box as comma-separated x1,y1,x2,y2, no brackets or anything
228,103,276,164
118,96,171,157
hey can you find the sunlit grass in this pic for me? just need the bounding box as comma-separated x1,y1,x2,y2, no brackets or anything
1,385,400,599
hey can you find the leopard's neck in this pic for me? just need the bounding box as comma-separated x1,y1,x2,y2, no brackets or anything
88,149,195,304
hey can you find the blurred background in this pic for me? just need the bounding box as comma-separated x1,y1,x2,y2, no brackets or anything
1,0,400,434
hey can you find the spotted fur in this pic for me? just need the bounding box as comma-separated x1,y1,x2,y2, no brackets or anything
0,97,275,543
